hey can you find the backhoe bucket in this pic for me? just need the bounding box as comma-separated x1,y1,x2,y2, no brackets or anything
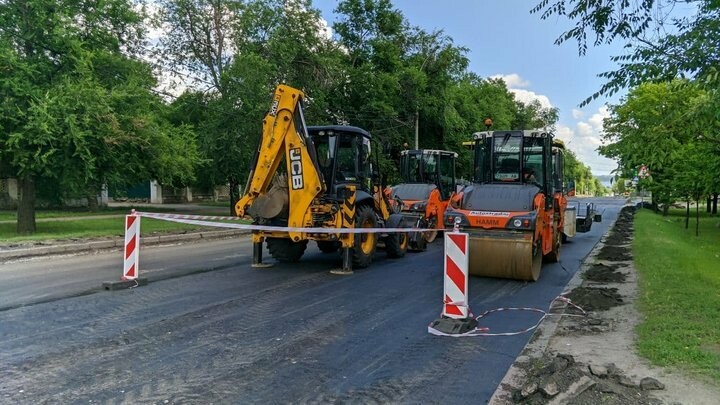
468,231,540,281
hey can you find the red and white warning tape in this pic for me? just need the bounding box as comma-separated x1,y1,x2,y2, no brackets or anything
132,210,429,234
427,295,587,338
120,210,432,281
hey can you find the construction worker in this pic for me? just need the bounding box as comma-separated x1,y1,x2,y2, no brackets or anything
523,168,537,184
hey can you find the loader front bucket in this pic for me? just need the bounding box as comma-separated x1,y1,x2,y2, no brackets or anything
467,231,541,281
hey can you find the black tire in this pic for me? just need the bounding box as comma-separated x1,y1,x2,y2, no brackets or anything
409,231,427,252
530,239,543,281
424,217,438,243
266,238,308,262
317,240,341,253
352,205,377,268
386,219,408,258
544,232,561,263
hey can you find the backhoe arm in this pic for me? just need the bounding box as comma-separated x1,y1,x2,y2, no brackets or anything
235,84,324,227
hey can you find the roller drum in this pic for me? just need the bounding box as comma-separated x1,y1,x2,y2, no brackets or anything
467,231,541,281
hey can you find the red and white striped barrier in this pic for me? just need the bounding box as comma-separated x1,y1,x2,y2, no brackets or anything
122,213,140,280
443,231,470,318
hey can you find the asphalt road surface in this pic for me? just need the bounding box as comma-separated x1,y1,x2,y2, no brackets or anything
0,197,626,404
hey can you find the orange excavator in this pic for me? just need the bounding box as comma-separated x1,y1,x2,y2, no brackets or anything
387,149,457,251
444,130,594,281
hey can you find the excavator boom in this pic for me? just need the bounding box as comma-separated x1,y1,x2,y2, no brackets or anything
235,85,324,236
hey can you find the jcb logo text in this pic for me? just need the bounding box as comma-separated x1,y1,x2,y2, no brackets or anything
290,148,304,190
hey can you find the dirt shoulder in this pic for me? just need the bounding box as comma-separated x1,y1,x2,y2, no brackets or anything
490,205,720,404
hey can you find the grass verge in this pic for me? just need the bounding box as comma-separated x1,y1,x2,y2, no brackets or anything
0,207,180,221
634,208,720,382
0,217,247,243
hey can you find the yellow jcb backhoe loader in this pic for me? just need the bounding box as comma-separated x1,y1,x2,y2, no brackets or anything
235,84,409,273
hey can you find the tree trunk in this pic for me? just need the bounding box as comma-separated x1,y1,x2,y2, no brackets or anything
713,193,718,215
707,196,712,213
696,199,699,237
685,200,690,229
17,175,36,235
229,177,240,216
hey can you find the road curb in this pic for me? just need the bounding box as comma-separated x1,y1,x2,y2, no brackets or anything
487,204,626,404
0,229,250,262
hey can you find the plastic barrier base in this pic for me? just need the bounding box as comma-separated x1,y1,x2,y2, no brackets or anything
102,277,149,291
429,316,478,334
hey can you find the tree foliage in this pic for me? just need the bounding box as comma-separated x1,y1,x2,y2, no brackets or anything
532,0,720,105
1,0,603,235
601,80,719,214
0,0,199,233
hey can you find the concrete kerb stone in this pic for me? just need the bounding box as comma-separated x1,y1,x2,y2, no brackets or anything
0,229,250,262
487,204,626,404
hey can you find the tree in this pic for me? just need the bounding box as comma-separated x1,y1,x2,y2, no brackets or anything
156,0,340,213
532,0,720,105
600,80,705,214
512,99,559,132
673,142,714,235
0,0,196,234
562,148,601,196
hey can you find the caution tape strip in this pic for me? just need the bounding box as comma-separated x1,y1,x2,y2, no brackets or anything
427,295,587,338
132,211,431,234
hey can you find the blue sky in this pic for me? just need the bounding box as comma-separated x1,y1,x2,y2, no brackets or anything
312,0,625,176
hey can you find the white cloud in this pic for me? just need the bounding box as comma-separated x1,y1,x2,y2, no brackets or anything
318,16,333,41
491,73,553,110
558,106,617,176
510,88,553,110
576,121,593,137
588,105,609,130
571,108,584,119
491,73,530,88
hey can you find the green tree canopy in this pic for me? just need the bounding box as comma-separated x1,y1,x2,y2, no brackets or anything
0,0,198,233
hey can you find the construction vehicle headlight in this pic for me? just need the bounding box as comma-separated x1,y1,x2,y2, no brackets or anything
513,219,522,228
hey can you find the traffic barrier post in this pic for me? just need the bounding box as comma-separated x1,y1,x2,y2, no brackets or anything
429,228,478,334
103,210,148,290
123,213,140,280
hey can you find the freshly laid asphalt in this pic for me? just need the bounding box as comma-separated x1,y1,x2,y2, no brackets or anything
0,197,625,403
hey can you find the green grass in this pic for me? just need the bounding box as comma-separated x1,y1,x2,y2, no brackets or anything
0,217,207,242
0,207,177,221
634,207,720,382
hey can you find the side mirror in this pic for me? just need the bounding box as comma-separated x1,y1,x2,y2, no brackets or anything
566,180,576,196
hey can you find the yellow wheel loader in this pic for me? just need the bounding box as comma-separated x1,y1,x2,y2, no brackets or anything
235,85,409,273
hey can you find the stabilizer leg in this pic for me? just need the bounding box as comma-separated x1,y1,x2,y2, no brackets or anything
330,246,354,275
251,235,273,268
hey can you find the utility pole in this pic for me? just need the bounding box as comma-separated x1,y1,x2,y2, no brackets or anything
414,109,419,149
